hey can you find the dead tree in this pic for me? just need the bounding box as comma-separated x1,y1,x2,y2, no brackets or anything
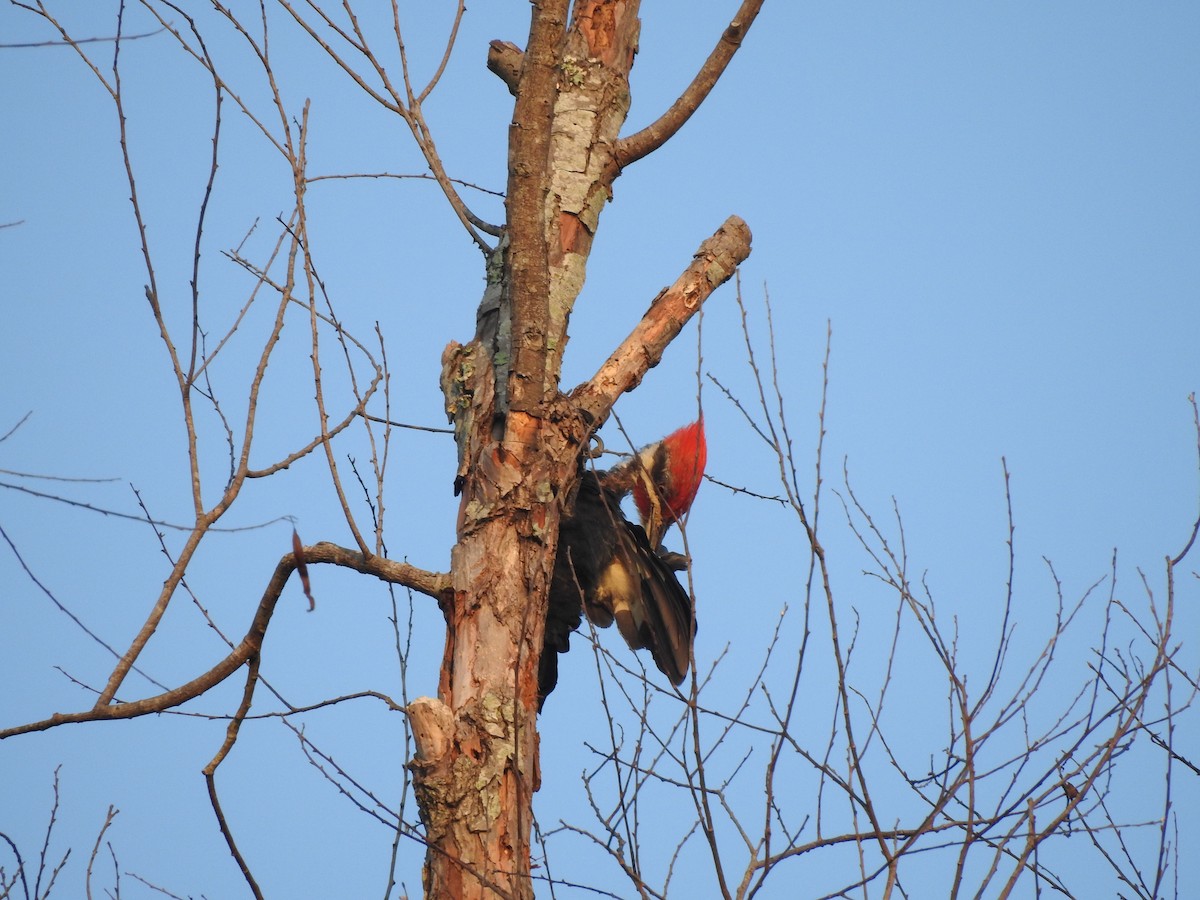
413,6,759,894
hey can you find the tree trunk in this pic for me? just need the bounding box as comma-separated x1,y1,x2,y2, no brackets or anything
408,3,750,896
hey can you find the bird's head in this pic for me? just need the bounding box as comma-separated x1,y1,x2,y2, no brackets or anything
632,417,707,548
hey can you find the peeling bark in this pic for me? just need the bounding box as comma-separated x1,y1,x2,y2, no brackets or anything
412,3,758,896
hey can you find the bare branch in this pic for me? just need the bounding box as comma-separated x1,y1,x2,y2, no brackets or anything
0,543,448,740
84,807,118,900
203,650,266,900
0,22,164,48
615,1,766,168
571,216,752,429
0,410,33,443
488,39,523,96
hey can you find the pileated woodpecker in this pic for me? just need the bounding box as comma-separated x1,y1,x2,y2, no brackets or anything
541,419,707,709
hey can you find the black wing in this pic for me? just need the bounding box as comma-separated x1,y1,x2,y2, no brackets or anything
608,520,693,686
542,471,695,709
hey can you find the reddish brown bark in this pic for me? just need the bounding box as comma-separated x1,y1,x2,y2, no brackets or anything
411,3,756,896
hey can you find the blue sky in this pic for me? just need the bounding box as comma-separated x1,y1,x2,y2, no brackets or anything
2,2,1197,897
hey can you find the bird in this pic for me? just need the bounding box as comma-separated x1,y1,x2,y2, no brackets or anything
631,416,707,552
540,418,706,709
